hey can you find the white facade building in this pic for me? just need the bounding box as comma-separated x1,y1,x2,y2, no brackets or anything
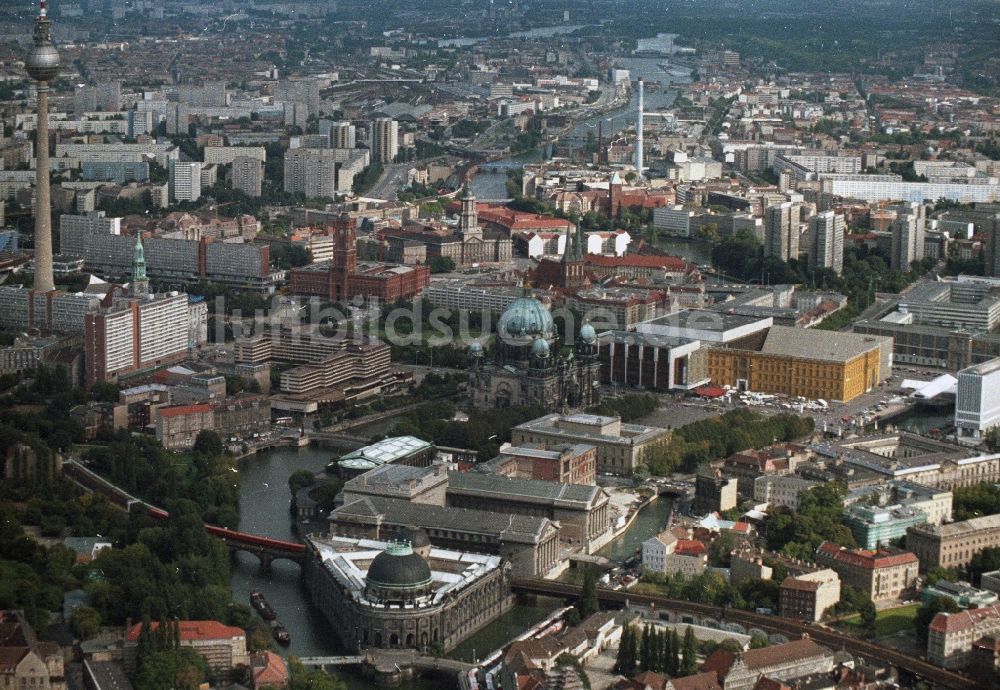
170,161,202,202
956,358,1000,443
642,531,677,573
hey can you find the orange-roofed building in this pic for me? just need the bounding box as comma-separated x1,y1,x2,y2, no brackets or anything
123,620,248,675
929,604,1000,669
665,670,722,690
154,403,214,450
814,541,919,603
0,611,64,690
250,651,288,689
665,539,708,578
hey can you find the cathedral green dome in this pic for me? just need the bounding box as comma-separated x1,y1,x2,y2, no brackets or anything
498,297,554,338
580,323,597,344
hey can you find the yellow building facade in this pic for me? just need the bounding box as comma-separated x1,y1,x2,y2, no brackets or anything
706,335,885,402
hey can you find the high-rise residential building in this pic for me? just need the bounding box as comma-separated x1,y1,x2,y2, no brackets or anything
169,161,202,202
764,201,799,262
329,121,356,149
60,210,121,238
84,289,199,385
983,213,1000,278
890,203,926,271
808,210,845,275
203,146,266,165
371,118,398,163
231,156,263,198
955,357,1000,443
73,80,120,114
284,148,368,198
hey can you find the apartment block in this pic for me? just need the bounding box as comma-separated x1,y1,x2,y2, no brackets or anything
815,542,919,603
231,156,263,198
808,211,845,275
778,569,840,622
955,357,1000,443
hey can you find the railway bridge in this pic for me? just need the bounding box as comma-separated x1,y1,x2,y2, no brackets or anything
512,578,990,690
64,460,306,572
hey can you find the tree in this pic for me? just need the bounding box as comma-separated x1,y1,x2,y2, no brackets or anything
969,547,1000,585
578,567,599,618
428,256,456,274
70,606,101,640
614,625,637,676
915,596,960,646
135,648,208,690
680,626,698,676
640,624,653,672
669,629,681,676
288,469,316,496
859,598,877,635
192,430,223,459
89,381,120,403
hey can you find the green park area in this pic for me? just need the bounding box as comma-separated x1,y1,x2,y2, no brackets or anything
836,603,920,639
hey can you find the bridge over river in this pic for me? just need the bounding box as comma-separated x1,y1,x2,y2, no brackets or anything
300,650,476,687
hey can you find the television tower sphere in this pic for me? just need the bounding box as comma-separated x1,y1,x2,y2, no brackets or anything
27,10,60,83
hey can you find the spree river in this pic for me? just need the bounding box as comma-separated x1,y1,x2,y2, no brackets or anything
231,445,676,686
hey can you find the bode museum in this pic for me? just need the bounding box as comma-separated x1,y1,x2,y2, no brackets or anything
304,526,512,652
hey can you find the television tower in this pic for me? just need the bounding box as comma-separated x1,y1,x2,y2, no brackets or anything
26,0,60,293
635,78,644,179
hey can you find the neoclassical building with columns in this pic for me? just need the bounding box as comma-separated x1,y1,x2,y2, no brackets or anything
304,528,512,652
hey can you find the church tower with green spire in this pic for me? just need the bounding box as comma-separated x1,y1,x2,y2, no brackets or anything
131,234,149,297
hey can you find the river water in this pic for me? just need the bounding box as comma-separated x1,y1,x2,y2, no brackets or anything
231,446,676,685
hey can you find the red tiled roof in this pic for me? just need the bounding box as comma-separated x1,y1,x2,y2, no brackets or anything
741,638,830,670
126,620,244,642
585,254,690,270
0,648,26,673
700,648,736,682
631,670,667,690
674,539,707,556
816,542,919,570
158,404,213,418
780,575,819,591
930,604,1000,635
252,650,288,687
668,671,722,690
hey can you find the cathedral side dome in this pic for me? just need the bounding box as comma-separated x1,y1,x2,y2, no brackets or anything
531,337,550,358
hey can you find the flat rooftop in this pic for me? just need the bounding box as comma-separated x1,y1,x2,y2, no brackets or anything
447,472,605,508
961,357,1000,377
753,326,888,363
641,309,769,332
309,534,502,607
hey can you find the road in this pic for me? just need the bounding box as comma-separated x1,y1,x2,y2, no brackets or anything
367,163,411,201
